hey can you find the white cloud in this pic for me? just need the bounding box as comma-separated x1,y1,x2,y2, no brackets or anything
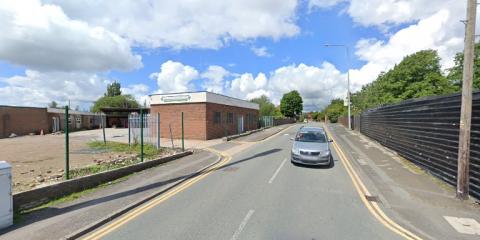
0,70,108,108
308,0,346,9
309,0,468,93
0,0,142,72
46,0,300,49
224,62,347,111
146,60,347,111
150,61,199,93
227,72,268,98
350,9,464,91
346,0,463,27
201,65,230,93
251,46,272,57
121,83,150,105
268,63,347,110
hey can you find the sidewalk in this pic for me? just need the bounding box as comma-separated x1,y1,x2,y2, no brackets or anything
231,124,295,142
0,150,219,240
328,124,480,240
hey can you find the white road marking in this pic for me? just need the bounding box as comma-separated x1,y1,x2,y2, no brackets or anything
283,133,289,136
231,209,255,240
268,158,287,184
444,216,480,235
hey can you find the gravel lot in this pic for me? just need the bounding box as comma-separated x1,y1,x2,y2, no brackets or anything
1,128,221,193
2,129,142,193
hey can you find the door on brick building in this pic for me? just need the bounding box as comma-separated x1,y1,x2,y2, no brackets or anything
52,117,60,132
237,115,244,134
75,116,81,129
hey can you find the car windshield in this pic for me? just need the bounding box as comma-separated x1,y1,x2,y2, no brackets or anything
295,131,327,143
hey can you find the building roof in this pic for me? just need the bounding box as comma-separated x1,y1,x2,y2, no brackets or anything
99,107,149,113
149,91,259,110
47,108,98,116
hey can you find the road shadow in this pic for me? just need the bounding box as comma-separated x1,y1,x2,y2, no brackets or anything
1,148,282,234
216,148,282,171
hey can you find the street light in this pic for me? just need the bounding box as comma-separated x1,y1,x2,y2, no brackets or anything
324,44,351,130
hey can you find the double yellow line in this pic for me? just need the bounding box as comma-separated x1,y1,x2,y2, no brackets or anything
82,149,232,240
324,124,422,240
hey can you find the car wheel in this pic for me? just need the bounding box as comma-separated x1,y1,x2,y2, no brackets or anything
328,155,334,168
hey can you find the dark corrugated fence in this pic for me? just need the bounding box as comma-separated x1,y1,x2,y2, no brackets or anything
360,91,480,199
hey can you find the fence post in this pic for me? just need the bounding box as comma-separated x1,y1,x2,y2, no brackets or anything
140,109,144,162
128,114,131,146
102,114,106,145
181,112,184,152
156,112,160,149
169,123,174,148
64,106,70,180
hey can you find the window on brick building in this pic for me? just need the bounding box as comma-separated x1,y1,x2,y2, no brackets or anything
214,111,221,124
227,112,233,124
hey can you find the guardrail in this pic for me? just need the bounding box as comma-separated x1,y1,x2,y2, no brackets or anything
358,91,480,199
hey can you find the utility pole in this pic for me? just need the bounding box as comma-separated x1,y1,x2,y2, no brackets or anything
456,0,476,200
346,47,351,131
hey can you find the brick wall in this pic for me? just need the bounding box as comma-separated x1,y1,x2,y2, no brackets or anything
205,103,259,139
150,103,208,140
150,102,259,140
0,106,50,138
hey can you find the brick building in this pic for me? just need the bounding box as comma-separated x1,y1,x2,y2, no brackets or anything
0,106,49,138
0,106,102,138
149,91,259,140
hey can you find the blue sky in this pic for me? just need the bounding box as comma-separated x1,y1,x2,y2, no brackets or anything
109,3,377,91
0,0,466,111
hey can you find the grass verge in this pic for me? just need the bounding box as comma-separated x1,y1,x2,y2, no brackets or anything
87,141,163,158
68,141,171,178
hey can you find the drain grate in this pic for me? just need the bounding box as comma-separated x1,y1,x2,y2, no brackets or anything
365,195,381,203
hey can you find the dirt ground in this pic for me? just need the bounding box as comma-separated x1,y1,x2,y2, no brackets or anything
1,128,221,193
1,130,124,193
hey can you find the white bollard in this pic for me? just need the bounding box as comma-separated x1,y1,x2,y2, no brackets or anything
0,161,12,229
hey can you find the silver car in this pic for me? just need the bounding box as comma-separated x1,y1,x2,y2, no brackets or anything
291,127,333,166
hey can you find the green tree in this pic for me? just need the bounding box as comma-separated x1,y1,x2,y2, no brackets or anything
351,50,456,113
106,81,122,97
91,95,139,113
323,99,347,123
92,82,139,112
280,90,303,118
274,106,284,118
250,95,276,117
48,101,58,108
447,42,480,90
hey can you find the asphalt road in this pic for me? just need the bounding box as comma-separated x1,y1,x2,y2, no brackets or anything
92,123,402,240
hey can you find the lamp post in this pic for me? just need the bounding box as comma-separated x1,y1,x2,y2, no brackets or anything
324,44,351,130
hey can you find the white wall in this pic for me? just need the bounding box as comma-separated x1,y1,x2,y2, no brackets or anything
150,92,259,110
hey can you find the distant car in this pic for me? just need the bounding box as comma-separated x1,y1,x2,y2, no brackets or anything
291,127,332,166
